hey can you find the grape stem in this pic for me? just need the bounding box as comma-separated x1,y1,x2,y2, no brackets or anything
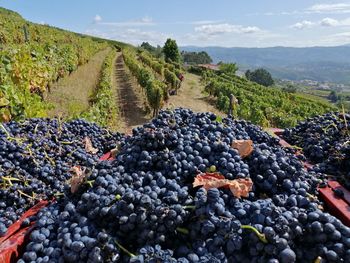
306,193,318,201
314,256,322,263
86,180,95,188
114,240,136,257
0,123,25,143
183,205,196,210
241,225,268,243
17,189,37,200
176,227,189,235
0,123,12,138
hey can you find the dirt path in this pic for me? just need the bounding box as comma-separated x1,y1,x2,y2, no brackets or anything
114,53,150,133
46,48,111,118
167,73,224,116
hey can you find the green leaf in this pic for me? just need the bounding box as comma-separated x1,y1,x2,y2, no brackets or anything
0,97,9,106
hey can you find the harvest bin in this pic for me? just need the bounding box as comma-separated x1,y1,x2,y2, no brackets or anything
1,132,350,262
266,128,350,227
0,152,115,263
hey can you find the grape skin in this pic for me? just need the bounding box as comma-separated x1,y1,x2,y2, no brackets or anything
7,109,350,262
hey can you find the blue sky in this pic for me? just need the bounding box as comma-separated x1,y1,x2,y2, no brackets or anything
1,0,350,47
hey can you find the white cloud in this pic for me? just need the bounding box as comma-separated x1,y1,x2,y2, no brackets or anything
191,20,222,25
331,17,350,26
93,15,102,23
292,17,350,29
85,27,168,46
96,16,155,27
194,23,261,36
320,17,340,27
291,20,315,29
307,3,350,14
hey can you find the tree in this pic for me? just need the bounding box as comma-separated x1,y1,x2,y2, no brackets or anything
328,90,339,102
219,63,238,75
282,84,297,93
140,42,163,58
141,42,156,52
181,51,212,64
163,38,180,63
245,68,274,87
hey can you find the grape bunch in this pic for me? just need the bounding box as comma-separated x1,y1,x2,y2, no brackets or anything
283,112,350,188
3,108,349,262
0,118,122,237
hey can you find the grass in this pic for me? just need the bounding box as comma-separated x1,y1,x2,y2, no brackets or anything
188,79,196,89
166,73,223,117
46,48,111,118
81,49,121,130
295,92,332,104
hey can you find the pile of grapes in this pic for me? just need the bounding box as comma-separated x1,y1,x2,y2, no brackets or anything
283,112,350,188
1,109,350,263
0,119,122,236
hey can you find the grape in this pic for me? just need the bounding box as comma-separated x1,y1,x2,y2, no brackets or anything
0,118,122,236
283,112,350,188
8,109,350,262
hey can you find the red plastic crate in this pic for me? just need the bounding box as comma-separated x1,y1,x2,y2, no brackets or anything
0,150,115,262
319,181,350,227
266,128,350,227
0,201,49,263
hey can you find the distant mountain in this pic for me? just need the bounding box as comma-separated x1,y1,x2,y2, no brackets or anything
181,45,350,84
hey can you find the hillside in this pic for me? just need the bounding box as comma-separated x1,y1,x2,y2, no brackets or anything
0,7,121,124
181,45,350,84
0,6,338,130
200,69,336,127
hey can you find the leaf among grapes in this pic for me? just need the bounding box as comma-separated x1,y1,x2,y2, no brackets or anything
0,108,11,122
110,142,122,158
69,166,90,194
232,139,253,158
193,173,253,198
83,137,98,154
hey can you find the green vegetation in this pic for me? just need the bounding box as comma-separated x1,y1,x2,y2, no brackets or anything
219,62,238,75
181,51,212,64
282,84,297,93
0,7,107,121
245,68,274,87
138,51,164,76
163,38,180,63
202,70,336,127
140,42,163,58
328,90,340,103
182,45,350,84
82,49,119,129
138,50,182,96
123,48,167,116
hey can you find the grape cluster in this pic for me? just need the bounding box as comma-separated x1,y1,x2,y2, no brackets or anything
0,119,122,236
283,112,350,188
6,108,350,262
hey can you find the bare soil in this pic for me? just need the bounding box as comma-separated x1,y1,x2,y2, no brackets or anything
114,53,151,133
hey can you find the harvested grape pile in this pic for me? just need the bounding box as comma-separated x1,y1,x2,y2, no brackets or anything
0,119,122,236
283,112,350,189
2,109,350,263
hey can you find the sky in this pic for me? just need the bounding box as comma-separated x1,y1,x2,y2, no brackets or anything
1,0,350,47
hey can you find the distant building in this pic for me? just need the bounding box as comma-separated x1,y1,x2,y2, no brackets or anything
197,64,220,71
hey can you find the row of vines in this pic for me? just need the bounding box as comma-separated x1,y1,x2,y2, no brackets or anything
0,8,107,121
81,49,119,129
137,51,182,95
202,70,336,128
123,49,166,116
